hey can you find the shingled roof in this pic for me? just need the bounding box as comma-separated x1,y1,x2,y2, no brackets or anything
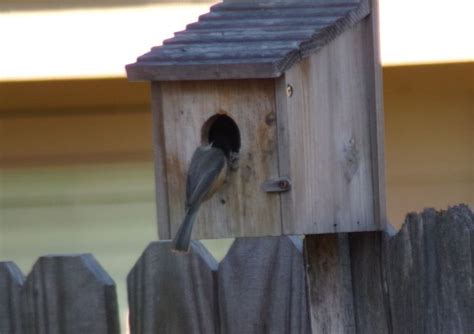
126,0,370,81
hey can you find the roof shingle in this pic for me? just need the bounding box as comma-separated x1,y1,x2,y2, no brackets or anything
126,0,370,81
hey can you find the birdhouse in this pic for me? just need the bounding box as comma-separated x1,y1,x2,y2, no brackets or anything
126,0,386,240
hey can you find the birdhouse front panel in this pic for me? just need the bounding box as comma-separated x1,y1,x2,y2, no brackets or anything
153,79,283,240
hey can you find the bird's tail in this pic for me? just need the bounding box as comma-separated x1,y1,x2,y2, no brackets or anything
172,207,199,252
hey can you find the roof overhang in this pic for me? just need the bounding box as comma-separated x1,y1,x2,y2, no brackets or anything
126,1,370,81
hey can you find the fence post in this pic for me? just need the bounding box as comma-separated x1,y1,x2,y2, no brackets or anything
304,234,356,333
348,232,391,334
21,254,120,334
0,261,25,333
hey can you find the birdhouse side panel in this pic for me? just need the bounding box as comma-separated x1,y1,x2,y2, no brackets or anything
154,80,282,240
279,18,382,234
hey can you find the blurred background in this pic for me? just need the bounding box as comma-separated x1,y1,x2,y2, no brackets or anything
0,0,472,331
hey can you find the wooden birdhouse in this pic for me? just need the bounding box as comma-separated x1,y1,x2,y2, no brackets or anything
126,0,386,240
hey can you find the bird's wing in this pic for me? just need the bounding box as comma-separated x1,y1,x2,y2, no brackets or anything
185,146,226,209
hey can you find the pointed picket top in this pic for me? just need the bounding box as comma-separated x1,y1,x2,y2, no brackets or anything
218,236,310,334
0,261,25,333
127,240,218,334
22,254,120,334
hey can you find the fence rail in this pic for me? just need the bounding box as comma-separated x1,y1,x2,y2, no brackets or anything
1,205,472,333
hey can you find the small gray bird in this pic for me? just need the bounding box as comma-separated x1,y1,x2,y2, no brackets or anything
172,144,228,252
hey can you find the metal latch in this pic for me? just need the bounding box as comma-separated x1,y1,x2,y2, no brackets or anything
261,177,292,193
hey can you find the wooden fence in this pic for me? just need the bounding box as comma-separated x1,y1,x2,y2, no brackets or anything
1,205,472,333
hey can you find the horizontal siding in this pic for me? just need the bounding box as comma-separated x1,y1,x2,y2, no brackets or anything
0,79,152,169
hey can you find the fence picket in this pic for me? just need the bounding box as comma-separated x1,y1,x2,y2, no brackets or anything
0,261,25,333
218,236,310,334
386,205,474,334
21,254,120,334
127,240,218,334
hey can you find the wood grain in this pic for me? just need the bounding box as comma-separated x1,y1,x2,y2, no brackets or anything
348,232,390,334
1,206,471,333
366,0,387,229
203,5,357,19
126,1,369,81
219,2,360,9
128,61,281,81
140,43,296,62
127,240,218,334
151,82,171,239
275,77,293,235
185,17,337,32
280,18,379,234
165,29,316,45
156,79,282,240
386,206,474,334
0,261,24,334
21,254,119,334
218,236,310,334
305,234,356,334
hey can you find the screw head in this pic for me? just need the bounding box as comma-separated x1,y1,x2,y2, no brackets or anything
286,84,293,97
278,180,290,190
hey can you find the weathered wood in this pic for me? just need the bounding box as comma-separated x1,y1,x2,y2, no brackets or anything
186,17,336,31
151,82,170,239
155,41,300,51
139,46,295,62
366,0,387,229
275,77,294,234
280,18,378,234
218,236,310,334
260,176,291,193
166,29,316,45
174,26,320,35
0,261,25,334
1,206,471,333
127,240,218,334
21,254,120,334
305,234,356,333
205,5,357,18
386,206,474,334
126,0,369,81
130,62,280,82
348,232,390,334
220,2,360,9
303,206,474,334
156,79,281,240
131,0,383,238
